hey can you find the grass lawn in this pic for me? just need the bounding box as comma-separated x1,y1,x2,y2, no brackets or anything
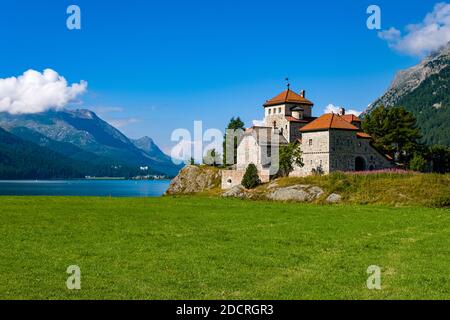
0,196,449,300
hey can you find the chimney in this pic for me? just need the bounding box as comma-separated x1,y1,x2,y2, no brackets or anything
339,107,346,116
300,90,305,98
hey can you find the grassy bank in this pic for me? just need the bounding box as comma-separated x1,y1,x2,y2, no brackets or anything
210,171,450,207
0,196,449,299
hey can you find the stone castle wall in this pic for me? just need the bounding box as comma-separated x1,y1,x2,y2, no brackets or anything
293,131,330,176
328,130,392,171
221,169,271,189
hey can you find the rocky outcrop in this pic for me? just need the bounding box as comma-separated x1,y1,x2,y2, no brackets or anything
222,185,246,198
267,185,324,202
326,193,342,203
165,165,221,195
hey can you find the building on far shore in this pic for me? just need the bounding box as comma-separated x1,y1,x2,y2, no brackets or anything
222,86,393,189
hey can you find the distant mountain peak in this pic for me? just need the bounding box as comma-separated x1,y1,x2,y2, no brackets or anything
365,43,450,146
0,108,183,177
68,108,98,119
367,44,450,113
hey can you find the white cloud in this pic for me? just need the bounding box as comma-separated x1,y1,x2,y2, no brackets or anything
324,104,362,116
0,69,87,114
378,3,450,57
252,119,265,127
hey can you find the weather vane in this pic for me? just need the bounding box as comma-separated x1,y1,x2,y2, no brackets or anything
285,77,290,89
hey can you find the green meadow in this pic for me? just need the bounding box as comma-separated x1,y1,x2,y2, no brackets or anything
0,196,449,300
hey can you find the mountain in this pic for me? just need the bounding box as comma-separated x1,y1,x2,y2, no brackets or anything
132,136,173,162
366,43,450,146
0,127,84,179
0,109,182,177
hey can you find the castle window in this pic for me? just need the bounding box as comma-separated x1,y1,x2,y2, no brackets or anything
278,107,282,113
268,109,271,115
309,139,313,146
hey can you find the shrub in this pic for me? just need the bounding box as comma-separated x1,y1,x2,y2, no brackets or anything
426,195,450,208
241,163,260,189
410,154,427,172
279,143,303,177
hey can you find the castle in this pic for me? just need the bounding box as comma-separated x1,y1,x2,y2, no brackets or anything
222,86,393,189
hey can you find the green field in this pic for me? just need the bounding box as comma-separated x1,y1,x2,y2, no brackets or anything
0,196,449,300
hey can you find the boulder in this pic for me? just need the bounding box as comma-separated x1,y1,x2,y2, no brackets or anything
326,193,342,203
267,185,324,202
165,165,221,195
222,185,246,198
309,186,325,199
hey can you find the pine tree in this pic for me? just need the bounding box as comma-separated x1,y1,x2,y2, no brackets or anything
362,106,422,164
241,163,260,189
223,117,245,166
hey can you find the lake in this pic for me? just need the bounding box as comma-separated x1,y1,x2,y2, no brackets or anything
0,180,171,197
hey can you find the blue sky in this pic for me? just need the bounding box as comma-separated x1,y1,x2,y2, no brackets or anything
0,0,447,153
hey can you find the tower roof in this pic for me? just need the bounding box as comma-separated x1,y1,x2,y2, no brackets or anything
264,89,314,107
341,114,362,123
300,113,359,132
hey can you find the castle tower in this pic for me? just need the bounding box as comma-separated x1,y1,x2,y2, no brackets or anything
262,87,315,142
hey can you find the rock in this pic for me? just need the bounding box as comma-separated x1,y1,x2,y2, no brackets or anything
267,186,310,202
165,165,221,195
326,193,342,203
308,186,324,199
266,185,325,202
267,181,279,189
222,185,246,198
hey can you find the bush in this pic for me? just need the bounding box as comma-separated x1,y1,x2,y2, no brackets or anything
241,163,260,189
410,154,427,172
426,195,450,208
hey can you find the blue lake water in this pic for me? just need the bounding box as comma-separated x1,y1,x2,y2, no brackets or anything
0,180,171,197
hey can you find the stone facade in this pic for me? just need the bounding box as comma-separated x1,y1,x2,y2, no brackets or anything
291,129,393,177
221,168,270,189
221,87,393,189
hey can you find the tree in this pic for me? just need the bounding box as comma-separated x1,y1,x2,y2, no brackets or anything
362,106,422,165
409,154,427,172
278,142,303,177
189,157,195,165
223,117,245,166
241,163,260,189
203,149,221,166
427,145,450,173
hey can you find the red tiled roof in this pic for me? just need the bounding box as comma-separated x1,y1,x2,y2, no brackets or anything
264,89,314,107
342,114,362,123
300,113,359,132
356,132,372,139
285,116,312,123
